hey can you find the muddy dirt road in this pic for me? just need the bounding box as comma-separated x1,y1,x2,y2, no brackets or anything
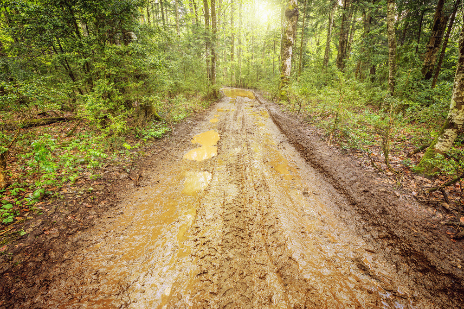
6,88,464,308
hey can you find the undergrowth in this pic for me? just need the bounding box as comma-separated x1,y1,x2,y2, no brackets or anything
268,67,463,179
0,91,216,228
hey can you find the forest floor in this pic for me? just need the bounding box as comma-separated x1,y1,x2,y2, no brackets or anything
0,88,464,308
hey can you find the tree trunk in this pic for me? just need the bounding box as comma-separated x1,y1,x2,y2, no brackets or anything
231,0,235,85
400,11,409,46
417,24,464,173
355,9,370,80
279,0,299,100
211,0,217,85
160,0,166,28
0,151,7,189
346,6,357,58
147,3,151,25
336,0,351,71
416,9,425,53
422,0,449,79
298,0,307,76
190,0,198,25
203,0,211,82
238,0,243,86
387,0,397,96
175,0,180,35
323,1,336,68
432,0,461,88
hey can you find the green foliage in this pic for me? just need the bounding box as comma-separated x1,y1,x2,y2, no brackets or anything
0,201,17,224
140,122,171,141
416,148,464,176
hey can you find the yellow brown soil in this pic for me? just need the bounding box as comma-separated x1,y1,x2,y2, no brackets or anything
1,88,463,308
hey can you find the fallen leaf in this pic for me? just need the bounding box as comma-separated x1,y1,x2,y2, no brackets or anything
0,245,7,252
460,217,464,223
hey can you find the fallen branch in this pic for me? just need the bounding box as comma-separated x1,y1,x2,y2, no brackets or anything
455,230,464,239
444,221,464,227
37,110,61,117
2,117,75,130
439,188,451,204
66,119,82,137
366,151,383,173
427,173,464,193
407,143,430,157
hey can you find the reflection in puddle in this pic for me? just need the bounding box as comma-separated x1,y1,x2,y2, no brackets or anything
183,145,217,161
182,171,212,195
184,130,220,161
275,163,290,175
191,130,220,146
222,87,255,99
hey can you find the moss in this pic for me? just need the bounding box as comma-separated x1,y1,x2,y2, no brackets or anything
414,136,440,175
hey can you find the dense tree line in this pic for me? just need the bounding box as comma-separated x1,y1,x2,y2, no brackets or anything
1,0,463,192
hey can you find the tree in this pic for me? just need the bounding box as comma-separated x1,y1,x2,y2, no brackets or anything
203,0,211,82
211,0,217,84
298,0,308,76
417,24,464,173
432,0,461,88
422,0,450,80
175,0,180,35
336,0,351,71
231,0,235,85
323,1,337,68
387,0,397,96
280,0,299,99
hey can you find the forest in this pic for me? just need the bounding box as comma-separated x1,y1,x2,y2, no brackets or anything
0,0,463,227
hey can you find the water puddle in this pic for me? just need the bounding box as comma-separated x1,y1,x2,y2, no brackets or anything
183,130,220,161
182,171,212,195
183,146,217,161
191,130,220,146
221,87,255,99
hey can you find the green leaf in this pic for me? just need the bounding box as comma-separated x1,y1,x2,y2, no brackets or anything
2,204,13,210
2,217,14,224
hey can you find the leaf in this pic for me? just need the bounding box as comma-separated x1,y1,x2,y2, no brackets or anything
460,217,464,223
2,204,13,210
2,217,14,224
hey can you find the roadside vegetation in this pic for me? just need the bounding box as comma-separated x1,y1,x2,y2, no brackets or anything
0,0,218,238
1,0,464,240
259,0,464,216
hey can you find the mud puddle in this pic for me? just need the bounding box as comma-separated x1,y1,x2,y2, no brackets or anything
28,88,444,308
183,130,220,161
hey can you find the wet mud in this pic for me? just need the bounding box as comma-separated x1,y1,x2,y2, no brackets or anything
2,88,463,308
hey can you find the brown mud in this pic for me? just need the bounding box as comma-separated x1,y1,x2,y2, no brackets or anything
1,87,463,308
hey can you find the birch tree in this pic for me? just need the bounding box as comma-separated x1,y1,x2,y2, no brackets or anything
279,0,299,100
